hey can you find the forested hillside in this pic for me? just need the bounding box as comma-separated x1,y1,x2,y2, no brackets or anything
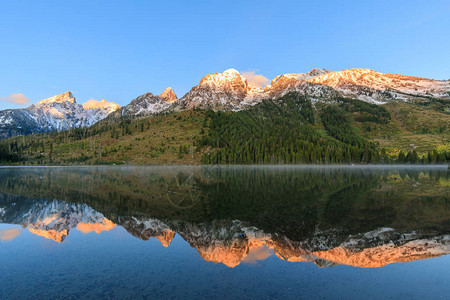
0,92,448,165
198,93,381,164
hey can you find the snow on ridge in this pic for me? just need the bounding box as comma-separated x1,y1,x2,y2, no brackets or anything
2,68,448,139
308,68,450,98
36,91,76,106
0,91,120,139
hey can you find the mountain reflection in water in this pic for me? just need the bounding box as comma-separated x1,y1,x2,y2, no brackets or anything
0,166,448,268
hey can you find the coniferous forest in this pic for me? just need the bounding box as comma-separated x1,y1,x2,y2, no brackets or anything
198,93,448,164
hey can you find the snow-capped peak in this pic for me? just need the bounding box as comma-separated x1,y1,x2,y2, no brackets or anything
223,68,240,75
199,69,249,88
180,68,265,110
36,91,76,106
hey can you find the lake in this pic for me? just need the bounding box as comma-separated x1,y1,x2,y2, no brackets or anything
0,166,449,299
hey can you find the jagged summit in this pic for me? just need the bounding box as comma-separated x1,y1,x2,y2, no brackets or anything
36,91,76,106
121,217,176,247
115,90,177,117
180,69,264,110
306,68,331,77
159,87,178,102
199,68,249,88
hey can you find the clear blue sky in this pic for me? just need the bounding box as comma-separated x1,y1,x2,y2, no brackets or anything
0,0,449,109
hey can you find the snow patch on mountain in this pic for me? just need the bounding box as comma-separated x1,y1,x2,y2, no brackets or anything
308,68,450,101
115,89,178,117
36,91,76,106
19,200,112,242
179,69,266,110
0,91,119,139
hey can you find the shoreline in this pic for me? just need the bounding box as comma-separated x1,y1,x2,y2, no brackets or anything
0,164,448,169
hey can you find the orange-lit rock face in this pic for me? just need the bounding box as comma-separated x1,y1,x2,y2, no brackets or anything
26,217,116,242
24,217,115,242
193,230,274,268
28,228,69,243
310,239,450,268
159,87,178,103
178,67,450,111
180,69,265,110
76,218,116,234
25,215,69,242
155,230,176,247
187,228,450,268
269,235,450,268
25,213,116,242
36,91,76,106
197,240,249,268
306,68,449,95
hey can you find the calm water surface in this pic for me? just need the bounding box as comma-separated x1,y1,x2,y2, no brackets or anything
0,166,449,299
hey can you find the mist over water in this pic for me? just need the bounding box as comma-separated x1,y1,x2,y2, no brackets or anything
0,166,449,299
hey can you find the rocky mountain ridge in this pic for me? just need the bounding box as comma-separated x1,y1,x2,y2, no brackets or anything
0,91,120,139
176,68,450,110
112,87,178,117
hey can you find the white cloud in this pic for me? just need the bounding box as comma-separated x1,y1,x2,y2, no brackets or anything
241,71,270,88
0,228,21,242
242,246,273,264
83,99,119,109
0,93,30,105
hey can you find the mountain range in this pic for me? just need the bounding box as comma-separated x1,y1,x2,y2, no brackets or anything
1,68,449,140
